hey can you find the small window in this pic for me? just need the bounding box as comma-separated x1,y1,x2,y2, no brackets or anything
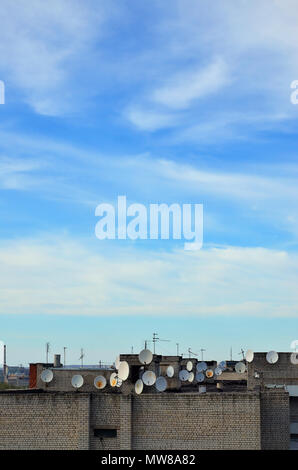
94,428,117,438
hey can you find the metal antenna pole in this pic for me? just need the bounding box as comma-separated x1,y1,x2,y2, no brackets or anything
3,345,8,383
176,343,179,356
46,342,50,363
153,333,158,354
63,347,67,367
152,332,170,355
200,349,206,361
79,348,84,368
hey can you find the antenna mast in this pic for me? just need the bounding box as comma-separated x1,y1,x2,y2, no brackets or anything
3,345,8,383
200,348,206,361
152,332,170,354
79,348,85,368
239,348,245,360
63,347,67,367
188,348,199,358
46,342,50,363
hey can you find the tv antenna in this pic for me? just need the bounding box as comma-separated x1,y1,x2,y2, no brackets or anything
200,349,206,361
188,348,198,358
239,349,245,360
46,342,50,363
152,332,170,354
79,348,85,368
63,347,67,367
176,343,179,356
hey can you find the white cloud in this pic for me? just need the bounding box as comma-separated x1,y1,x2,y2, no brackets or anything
0,0,111,115
0,236,297,317
125,107,179,131
152,58,231,109
152,159,298,202
0,156,44,190
124,0,298,136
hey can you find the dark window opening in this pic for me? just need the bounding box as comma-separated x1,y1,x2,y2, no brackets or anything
94,428,117,438
130,365,141,382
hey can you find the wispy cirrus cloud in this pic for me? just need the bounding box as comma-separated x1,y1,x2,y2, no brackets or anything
123,0,298,139
151,57,231,110
125,107,179,131
0,0,115,115
0,235,297,317
125,57,231,131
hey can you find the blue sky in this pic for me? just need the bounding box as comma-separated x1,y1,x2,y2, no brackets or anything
0,0,298,365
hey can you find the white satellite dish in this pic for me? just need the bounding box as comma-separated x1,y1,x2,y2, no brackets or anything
156,376,167,392
41,369,53,383
266,351,279,364
218,361,227,370
205,369,214,379
186,360,193,372
142,370,156,386
196,362,207,372
290,352,298,365
115,355,121,369
196,372,205,382
166,365,174,378
135,379,143,395
215,367,222,376
179,369,189,381
188,371,194,382
110,372,118,387
235,362,246,374
245,349,254,363
139,349,153,365
71,375,84,389
94,375,107,390
118,361,129,381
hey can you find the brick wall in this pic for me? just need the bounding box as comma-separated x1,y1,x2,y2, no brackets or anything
260,390,290,450
89,393,121,450
131,392,261,450
0,391,90,450
0,389,290,450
